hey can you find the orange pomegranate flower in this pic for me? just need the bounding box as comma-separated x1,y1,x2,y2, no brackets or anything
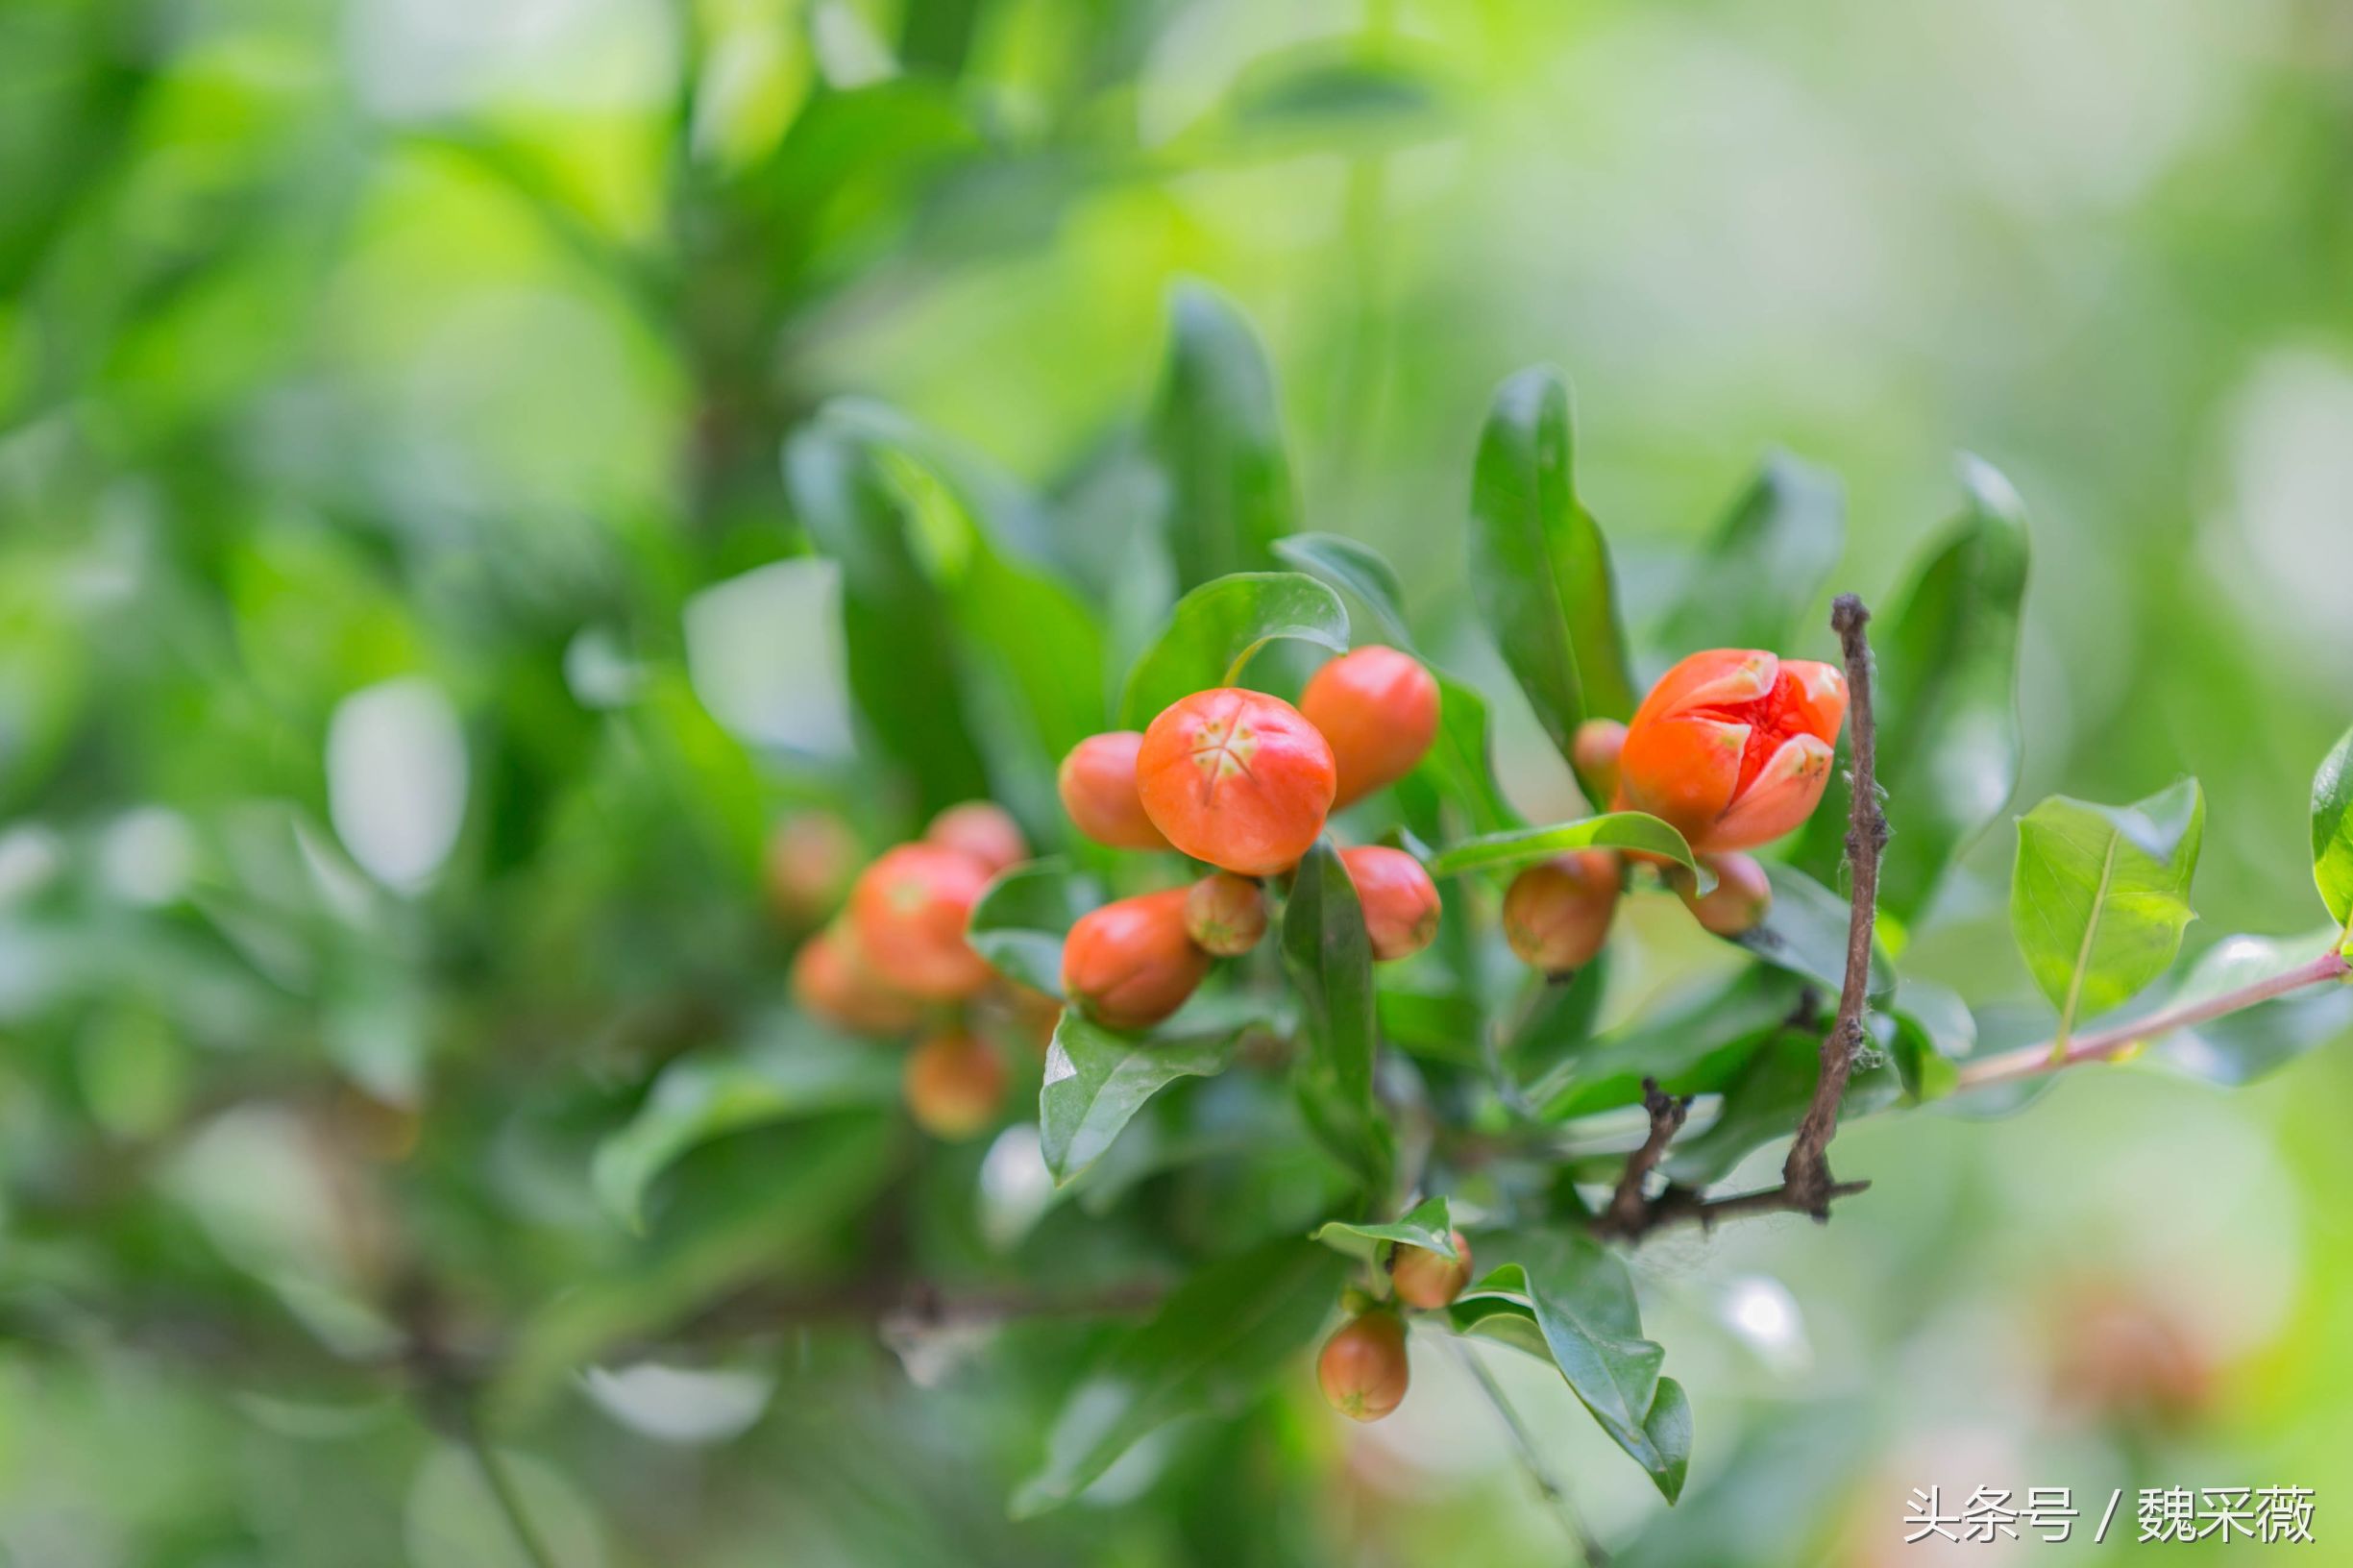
1614,649,1848,854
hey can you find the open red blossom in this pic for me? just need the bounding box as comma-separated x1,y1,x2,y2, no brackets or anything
1615,649,1848,854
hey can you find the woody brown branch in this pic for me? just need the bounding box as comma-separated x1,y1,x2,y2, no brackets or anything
1599,1077,1688,1236
1782,593,1887,1213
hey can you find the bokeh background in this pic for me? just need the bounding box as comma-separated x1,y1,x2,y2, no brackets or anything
6,0,2353,1562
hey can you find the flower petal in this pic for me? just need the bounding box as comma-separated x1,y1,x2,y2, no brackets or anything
1701,733,1835,851
1635,649,1777,725
1777,660,1850,746
1616,714,1748,842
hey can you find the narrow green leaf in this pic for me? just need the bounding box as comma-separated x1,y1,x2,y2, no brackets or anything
1272,532,1414,647
592,1020,902,1232
1531,968,1808,1120
1011,1242,1345,1517
1501,952,1613,1099
1311,1195,1458,1262
1414,674,1522,836
1466,367,1636,784
967,859,1101,998
1040,1012,1238,1185
784,422,991,811
2011,779,2205,1039
1282,840,1393,1193
1116,572,1348,727
1651,451,1845,665
2157,930,2353,1086
1729,861,1895,997
1426,813,1696,880
1464,1232,1690,1501
1796,456,2029,924
2313,724,2353,931
1147,284,1298,592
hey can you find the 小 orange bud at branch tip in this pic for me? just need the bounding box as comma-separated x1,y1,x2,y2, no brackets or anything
1614,649,1848,855
1299,646,1440,809
1503,850,1621,975
1062,887,1213,1032
1318,1311,1409,1423
1337,845,1442,963
1137,689,1336,876
1058,731,1171,851
791,924,923,1036
1678,851,1773,937
1184,871,1267,957
849,843,996,1001
901,1029,1007,1139
924,800,1028,876
1389,1230,1474,1311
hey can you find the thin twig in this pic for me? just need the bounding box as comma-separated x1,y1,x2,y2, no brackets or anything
1598,1078,1689,1237
1621,1178,1873,1238
1783,594,1886,1214
1955,945,2351,1090
1447,1335,1609,1567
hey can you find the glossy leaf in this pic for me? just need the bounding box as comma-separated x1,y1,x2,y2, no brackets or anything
1414,674,1522,836
1273,532,1413,648
1729,861,1895,997
593,1021,901,1232
2157,930,2353,1086
1282,840,1393,1194
1651,452,1844,665
1147,284,1298,592
1466,367,1636,786
2011,779,2205,1039
784,421,991,811
1531,968,1808,1118
1311,1195,1458,1262
1116,572,1349,727
2314,724,2353,931
1463,1231,1690,1501
1797,456,2030,925
1011,1241,1345,1517
968,859,1102,998
1040,1012,1238,1185
1888,978,1973,1103
1426,813,1696,880
1500,952,1613,1100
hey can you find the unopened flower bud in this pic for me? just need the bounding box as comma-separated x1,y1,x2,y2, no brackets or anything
1389,1230,1474,1311
1058,731,1170,850
1317,1311,1409,1422
1137,690,1336,876
1299,646,1440,809
1338,845,1442,962
1184,872,1267,957
763,810,860,927
1677,851,1772,937
1503,850,1621,974
1061,887,1213,1031
1571,719,1628,805
925,800,1028,876
901,1029,1006,1139
849,844,995,1001
791,925,922,1036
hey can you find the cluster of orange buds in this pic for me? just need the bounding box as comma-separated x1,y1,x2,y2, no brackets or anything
778,802,1044,1139
1054,647,1448,1031
1504,648,1849,975
1317,1226,1474,1424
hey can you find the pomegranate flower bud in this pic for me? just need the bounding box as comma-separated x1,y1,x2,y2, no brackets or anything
1389,1230,1474,1311
1299,646,1440,809
924,800,1028,875
1338,845,1442,962
901,1029,1007,1139
1058,732,1171,850
1571,719,1628,804
1061,887,1213,1031
1136,689,1336,876
1184,872,1267,957
1318,1311,1409,1422
1503,850,1621,974
849,844,995,1001
763,810,860,927
791,924,923,1036
1677,851,1772,937
1614,649,1847,855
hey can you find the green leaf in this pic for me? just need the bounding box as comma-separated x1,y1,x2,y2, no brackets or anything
1651,451,1845,665
1463,1232,1691,1502
1888,979,1973,1103
1532,968,1807,1119
1116,572,1349,727
967,859,1101,997
1282,840,1393,1194
1466,367,1636,789
1272,532,1414,647
784,421,991,812
1728,861,1895,997
2313,724,2353,931
592,1020,902,1232
1414,674,1522,836
2011,779,2205,1040
1501,952,1613,1099
1217,45,1451,155
1040,1012,1238,1186
1147,284,1298,592
1011,1241,1346,1517
2157,930,2353,1086
1425,813,1696,880
1311,1195,1458,1262
1797,456,2029,925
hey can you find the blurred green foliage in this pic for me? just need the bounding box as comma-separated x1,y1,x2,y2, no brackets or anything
7,0,2353,1563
